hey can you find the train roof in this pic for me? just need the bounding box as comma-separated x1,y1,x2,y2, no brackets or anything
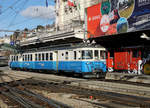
19,43,105,53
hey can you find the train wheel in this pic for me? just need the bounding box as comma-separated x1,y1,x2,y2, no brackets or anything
143,63,150,75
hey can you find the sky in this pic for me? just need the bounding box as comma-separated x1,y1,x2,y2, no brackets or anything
0,0,55,37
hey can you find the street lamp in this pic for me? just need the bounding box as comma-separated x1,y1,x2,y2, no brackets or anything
140,33,150,40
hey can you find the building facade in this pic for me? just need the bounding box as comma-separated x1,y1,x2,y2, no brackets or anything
55,0,102,31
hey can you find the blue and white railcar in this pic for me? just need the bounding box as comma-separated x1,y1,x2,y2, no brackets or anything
9,46,107,77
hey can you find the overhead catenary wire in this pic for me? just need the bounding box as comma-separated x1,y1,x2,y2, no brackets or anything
0,0,21,15
0,0,93,36
5,1,55,28
0,0,56,36
0,0,22,25
7,0,30,28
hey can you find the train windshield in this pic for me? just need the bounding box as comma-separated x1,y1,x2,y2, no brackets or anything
82,50,93,60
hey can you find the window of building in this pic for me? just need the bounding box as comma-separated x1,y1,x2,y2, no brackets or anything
64,6,68,14
74,4,77,10
69,7,72,12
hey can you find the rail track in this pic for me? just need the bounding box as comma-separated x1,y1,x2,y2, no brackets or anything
0,74,71,108
1,71,150,108
23,79,150,108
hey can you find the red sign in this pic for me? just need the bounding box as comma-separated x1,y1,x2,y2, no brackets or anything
87,3,117,38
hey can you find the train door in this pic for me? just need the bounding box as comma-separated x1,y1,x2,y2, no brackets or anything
130,49,141,71
114,50,130,70
53,51,59,72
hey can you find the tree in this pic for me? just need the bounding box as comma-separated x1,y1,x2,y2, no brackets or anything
13,29,20,41
24,28,29,32
36,25,45,30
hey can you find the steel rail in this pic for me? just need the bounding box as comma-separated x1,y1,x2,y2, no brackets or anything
1,74,71,108
1,91,33,108
11,87,72,108
4,85,44,108
9,90,44,108
29,80,150,107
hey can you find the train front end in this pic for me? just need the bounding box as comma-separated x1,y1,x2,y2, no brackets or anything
80,49,107,78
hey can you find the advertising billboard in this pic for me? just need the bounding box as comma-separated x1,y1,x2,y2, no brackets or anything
87,0,150,38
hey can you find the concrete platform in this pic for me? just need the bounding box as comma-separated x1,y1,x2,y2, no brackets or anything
0,72,32,83
105,72,150,84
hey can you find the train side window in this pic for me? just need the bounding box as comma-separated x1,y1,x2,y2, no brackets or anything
100,51,106,59
11,56,13,61
29,55,30,61
16,56,18,61
132,50,139,58
28,55,30,61
13,56,15,61
65,52,68,60
94,50,99,59
74,51,77,60
50,53,53,60
25,55,27,61
26,55,28,61
11,56,14,61
46,53,48,61
42,53,45,61
35,54,37,61
23,55,24,61
30,54,32,61
78,51,82,60
39,54,41,61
